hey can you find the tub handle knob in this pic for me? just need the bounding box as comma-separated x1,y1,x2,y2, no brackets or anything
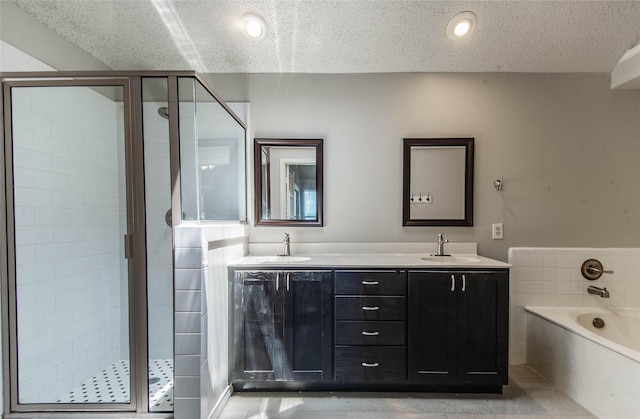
587,266,614,275
581,259,614,280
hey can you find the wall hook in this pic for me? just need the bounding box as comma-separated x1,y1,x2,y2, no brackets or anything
494,177,504,191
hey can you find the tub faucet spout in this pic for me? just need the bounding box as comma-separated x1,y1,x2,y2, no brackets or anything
587,285,610,298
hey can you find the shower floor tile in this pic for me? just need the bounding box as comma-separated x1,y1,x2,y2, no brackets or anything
149,358,174,411
57,358,173,411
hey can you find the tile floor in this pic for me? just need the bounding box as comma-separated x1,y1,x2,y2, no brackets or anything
57,358,173,411
219,365,595,418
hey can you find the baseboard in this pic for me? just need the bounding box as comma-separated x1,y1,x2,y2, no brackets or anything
208,385,233,419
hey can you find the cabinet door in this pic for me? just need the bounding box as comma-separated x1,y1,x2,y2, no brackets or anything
233,271,284,381
283,271,333,381
457,271,508,385
408,271,457,384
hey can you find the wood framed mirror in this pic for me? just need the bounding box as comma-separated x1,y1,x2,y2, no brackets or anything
403,138,474,226
254,138,323,226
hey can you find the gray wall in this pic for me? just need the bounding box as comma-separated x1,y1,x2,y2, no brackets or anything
204,73,640,261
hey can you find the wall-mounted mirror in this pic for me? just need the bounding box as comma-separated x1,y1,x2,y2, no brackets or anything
254,138,323,226
403,138,474,226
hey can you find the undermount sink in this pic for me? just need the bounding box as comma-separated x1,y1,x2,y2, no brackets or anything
245,256,311,264
421,255,481,263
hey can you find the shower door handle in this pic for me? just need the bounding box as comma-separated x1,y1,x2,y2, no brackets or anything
124,234,134,259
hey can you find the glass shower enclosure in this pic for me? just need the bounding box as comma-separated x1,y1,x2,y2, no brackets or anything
0,71,246,416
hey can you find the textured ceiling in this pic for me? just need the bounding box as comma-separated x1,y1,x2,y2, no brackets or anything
10,0,640,73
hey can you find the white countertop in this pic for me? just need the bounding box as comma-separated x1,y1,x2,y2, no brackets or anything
229,253,510,269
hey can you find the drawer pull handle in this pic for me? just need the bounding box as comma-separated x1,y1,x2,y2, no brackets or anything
361,306,379,311
362,362,379,368
361,331,379,336
451,274,455,292
362,280,379,285
462,274,466,292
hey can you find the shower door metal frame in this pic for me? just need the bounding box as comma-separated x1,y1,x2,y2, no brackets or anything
1,70,247,418
0,75,160,418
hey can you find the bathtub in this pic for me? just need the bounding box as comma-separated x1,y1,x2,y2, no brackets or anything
526,306,640,419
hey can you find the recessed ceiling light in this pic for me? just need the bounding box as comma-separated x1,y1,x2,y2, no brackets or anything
241,13,267,40
447,11,477,40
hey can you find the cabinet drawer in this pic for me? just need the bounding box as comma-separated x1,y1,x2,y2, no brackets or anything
335,271,406,295
335,296,405,320
335,321,405,345
335,347,406,383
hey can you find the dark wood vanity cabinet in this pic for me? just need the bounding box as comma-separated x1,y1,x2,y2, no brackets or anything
231,270,333,384
230,266,508,392
334,270,407,383
408,270,509,387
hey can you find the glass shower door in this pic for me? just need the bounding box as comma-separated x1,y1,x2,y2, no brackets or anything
8,82,134,409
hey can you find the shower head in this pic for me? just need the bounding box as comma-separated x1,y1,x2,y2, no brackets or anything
157,107,169,119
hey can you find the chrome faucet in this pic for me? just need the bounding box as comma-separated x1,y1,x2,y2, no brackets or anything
587,285,610,298
278,233,291,257
435,233,449,256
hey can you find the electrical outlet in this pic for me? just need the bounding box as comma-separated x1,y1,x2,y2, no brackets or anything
492,223,504,240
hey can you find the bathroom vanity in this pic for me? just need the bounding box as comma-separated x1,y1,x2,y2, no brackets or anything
228,253,509,393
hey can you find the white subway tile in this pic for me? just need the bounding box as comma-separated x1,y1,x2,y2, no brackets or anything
14,187,53,208
16,262,55,285
54,257,86,277
51,191,84,209
13,166,34,187
51,121,83,145
33,170,69,192
53,225,87,243
12,109,52,136
36,275,71,300
35,243,71,262
14,207,35,226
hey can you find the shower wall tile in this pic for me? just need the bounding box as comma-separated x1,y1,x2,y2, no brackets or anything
175,269,201,290
174,398,201,419
10,84,127,402
175,291,202,312
0,40,57,415
174,376,200,398
175,355,200,376
174,226,204,248
175,248,203,269
174,227,206,416
175,312,200,333
175,334,201,355
508,247,640,365
173,224,247,419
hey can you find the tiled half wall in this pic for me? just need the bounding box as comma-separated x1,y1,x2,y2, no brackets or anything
508,247,640,365
173,225,248,419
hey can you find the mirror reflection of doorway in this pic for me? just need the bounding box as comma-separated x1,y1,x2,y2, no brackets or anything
280,161,316,220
